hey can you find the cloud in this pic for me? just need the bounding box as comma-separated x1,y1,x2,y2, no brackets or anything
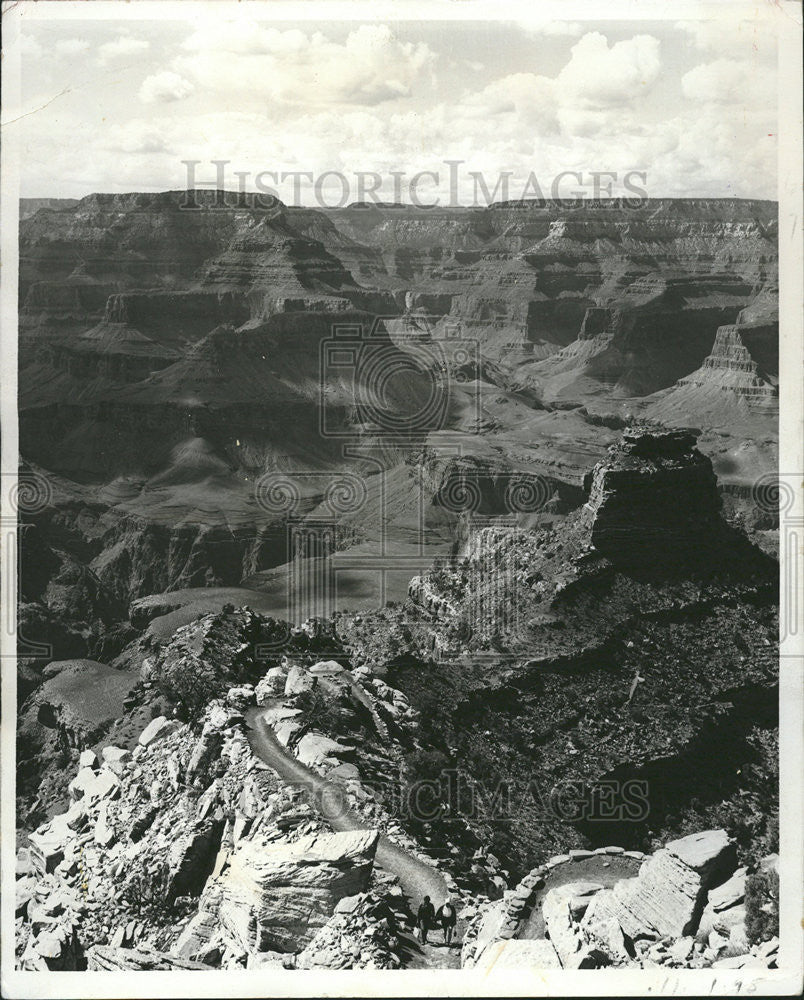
104,120,170,154
138,71,195,104
461,73,559,135
558,32,661,108
55,38,91,57
97,35,150,65
456,31,661,141
681,58,773,105
16,20,778,201
174,22,436,108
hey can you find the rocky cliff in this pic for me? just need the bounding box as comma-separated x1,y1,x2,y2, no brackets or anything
463,830,778,972
579,427,723,564
648,322,778,427
18,195,778,629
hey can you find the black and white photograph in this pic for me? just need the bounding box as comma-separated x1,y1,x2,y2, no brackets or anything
1,1,802,995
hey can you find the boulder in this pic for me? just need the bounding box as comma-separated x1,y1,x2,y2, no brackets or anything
64,800,88,832
295,733,355,769
16,876,38,918
186,725,224,785
542,883,609,968
309,660,346,677
668,936,695,964
256,667,288,704
274,719,302,747
139,657,156,684
174,909,219,960
29,813,74,875
328,762,361,782
581,832,736,944
246,951,285,969
166,816,226,899
22,922,81,971
78,749,97,769
462,899,506,968
262,705,302,726
226,685,256,708
203,828,379,953
707,867,747,912
93,803,116,848
285,664,314,697
138,716,180,747
665,829,735,881
101,746,132,776
68,767,120,805
296,892,399,970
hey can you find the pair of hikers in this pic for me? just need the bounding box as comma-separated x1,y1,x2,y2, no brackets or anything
416,895,457,946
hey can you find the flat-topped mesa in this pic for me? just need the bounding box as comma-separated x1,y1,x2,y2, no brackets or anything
581,427,722,564
679,324,778,399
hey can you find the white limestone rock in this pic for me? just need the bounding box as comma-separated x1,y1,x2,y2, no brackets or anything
138,716,180,747
581,831,737,944
542,883,608,968
101,746,132,777
202,828,379,953
285,665,314,697
295,733,355,769
255,667,288,704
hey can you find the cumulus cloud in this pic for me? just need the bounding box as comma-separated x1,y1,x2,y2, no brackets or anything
525,20,586,38
97,36,150,65
138,71,195,104
174,22,436,107
104,120,170,154
557,32,661,108
460,72,559,135
681,58,774,105
456,31,662,141
16,19,778,201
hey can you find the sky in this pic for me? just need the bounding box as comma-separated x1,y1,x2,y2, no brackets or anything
11,6,780,202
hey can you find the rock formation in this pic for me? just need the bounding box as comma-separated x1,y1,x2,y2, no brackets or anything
580,426,723,564
15,193,781,977
463,830,777,972
196,829,379,953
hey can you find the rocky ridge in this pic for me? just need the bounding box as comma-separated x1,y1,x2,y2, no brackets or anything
463,829,778,973
16,692,403,971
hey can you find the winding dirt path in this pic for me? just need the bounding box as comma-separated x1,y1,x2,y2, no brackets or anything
244,706,448,908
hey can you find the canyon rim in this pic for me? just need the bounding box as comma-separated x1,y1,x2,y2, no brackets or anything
1,1,802,997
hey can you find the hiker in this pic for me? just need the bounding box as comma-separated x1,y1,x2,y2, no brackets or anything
417,895,435,944
435,898,457,946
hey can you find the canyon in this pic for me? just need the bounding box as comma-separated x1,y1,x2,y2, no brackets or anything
15,192,780,973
